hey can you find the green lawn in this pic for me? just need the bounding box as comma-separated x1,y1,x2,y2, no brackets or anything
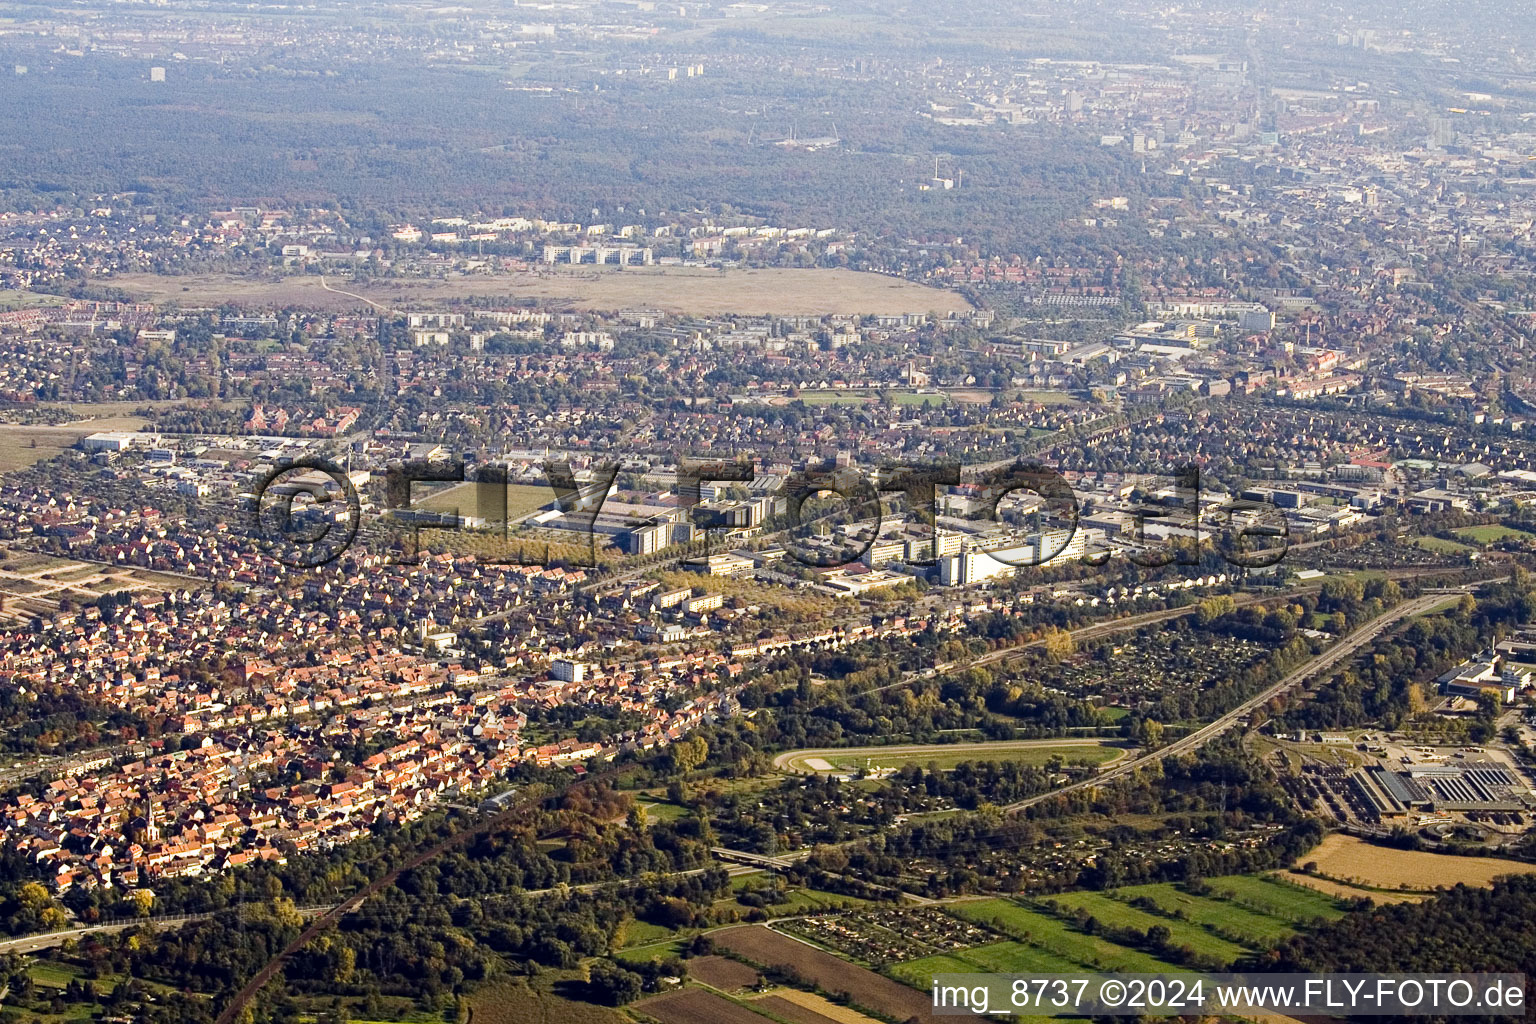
947,899,1179,973
0,289,66,310
635,799,690,823
888,952,982,987
1203,874,1346,924
1412,535,1474,554
619,919,679,948
410,480,553,520
1041,891,1249,965
793,389,948,407
1104,882,1297,946
950,940,1085,974
1453,524,1534,545
614,937,686,963
1013,389,1081,406
28,961,91,989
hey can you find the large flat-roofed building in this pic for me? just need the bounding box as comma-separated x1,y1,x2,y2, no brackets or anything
1438,655,1526,704
696,552,755,576
542,244,654,266
939,545,1031,586
625,522,666,555
1352,761,1531,817
938,528,1089,586
81,431,142,452
822,569,909,595
862,538,907,568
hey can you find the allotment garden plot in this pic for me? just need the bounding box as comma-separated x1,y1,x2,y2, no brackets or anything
1054,631,1270,716
752,874,1349,1000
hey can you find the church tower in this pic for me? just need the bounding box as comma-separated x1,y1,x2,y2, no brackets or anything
144,791,159,844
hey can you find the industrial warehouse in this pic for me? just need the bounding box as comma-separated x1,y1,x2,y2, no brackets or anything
1355,761,1533,817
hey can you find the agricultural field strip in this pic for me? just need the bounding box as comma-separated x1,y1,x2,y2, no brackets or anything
1202,874,1347,923
942,899,1179,974
1106,882,1298,945
1040,891,1251,963
903,878,1336,979
1297,834,1536,891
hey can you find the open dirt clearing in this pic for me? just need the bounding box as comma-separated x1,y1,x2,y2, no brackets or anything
100,267,971,316
686,955,760,992
635,988,773,1024
711,925,942,1023
774,738,1123,773
755,990,884,1024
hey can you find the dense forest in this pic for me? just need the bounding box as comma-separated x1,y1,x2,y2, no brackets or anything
0,55,1154,262
1263,875,1536,1022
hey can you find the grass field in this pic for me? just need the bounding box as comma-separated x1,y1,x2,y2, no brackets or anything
774,739,1123,774
946,899,1180,973
1040,891,1249,964
1297,834,1536,890
886,952,986,988
0,289,66,310
615,937,687,964
0,425,100,473
1203,873,1348,923
789,390,949,408
636,798,690,823
742,886,869,916
1013,389,1082,406
103,267,972,316
1453,523,1535,545
889,943,1099,1024
0,288,69,313
1108,881,1299,945
619,918,680,948
1412,535,1474,554
0,400,175,473
957,939,1084,973
410,480,554,520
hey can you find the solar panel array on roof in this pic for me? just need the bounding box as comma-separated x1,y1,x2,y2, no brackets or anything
1425,775,1480,803
1468,765,1516,788
1382,761,1529,811
1372,767,1429,806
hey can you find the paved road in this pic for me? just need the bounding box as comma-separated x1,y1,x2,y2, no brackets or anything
999,591,1455,814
